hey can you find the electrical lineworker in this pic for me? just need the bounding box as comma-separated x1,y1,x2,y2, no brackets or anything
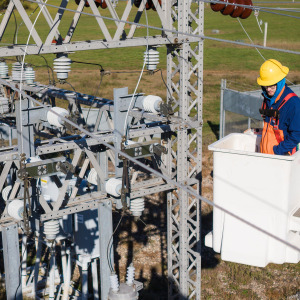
257,59,300,155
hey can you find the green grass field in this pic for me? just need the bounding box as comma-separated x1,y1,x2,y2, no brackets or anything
0,1,300,298
2,0,300,143
2,0,300,70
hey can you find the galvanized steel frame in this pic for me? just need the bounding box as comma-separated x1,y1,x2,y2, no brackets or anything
0,0,203,298
166,1,203,298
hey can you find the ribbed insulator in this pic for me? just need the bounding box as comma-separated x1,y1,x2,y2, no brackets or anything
142,95,162,114
2,185,12,201
47,107,69,127
211,0,253,19
87,168,98,185
126,264,135,286
7,199,24,220
240,0,253,19
130,198,145,217
110,273,119,293
44,219,60,241
144,48,159,71
53,55,72,80
105,178,122,197
12,62,26,82
0,61,9,79
0,96,9,114
25,66,35,85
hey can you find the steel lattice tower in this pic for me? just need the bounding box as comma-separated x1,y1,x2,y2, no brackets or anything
166,1,203,298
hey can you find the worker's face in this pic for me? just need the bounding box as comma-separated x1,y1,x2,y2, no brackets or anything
264,84,277,97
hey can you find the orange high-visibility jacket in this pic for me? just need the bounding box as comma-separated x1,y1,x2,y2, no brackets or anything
260,85,300,155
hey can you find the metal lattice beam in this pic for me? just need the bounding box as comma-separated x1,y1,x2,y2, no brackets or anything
167,0,202,298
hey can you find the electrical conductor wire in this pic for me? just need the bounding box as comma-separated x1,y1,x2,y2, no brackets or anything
15,0,300,57
237,17,296,86
237,18,266,61
107,211,124,272
3,0,300,269
5,80,300,254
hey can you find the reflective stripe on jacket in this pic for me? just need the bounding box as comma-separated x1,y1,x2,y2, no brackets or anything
260,85,300,155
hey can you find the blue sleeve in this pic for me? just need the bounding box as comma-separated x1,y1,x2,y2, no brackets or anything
273,98,300,155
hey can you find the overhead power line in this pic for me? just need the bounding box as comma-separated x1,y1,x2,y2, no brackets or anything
4,0,300,255
259,8,300,18
253,1,300,4
3,78,300,254
6,0,300,57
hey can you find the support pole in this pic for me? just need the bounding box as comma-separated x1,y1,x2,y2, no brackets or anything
92,259,99,300
61,241,67,285
49,243,56,300
33,236,42,298
220,79,226,139
80,256,90,300
263,22,268,47
21,234,27,291
98,200,113,300
62,248,72,300
2,223,22,300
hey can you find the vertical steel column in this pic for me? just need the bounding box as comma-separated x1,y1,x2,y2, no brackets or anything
98,200,113,300
177,0,190,297
21,234,27,291
220,79,226,139
164,0,177,296
167,0,203,298
92,259,99,300
62,248,72,300
33,236,42,298
49,244,56,300
80,256,90,300
113,87,129,178
2,224,22,300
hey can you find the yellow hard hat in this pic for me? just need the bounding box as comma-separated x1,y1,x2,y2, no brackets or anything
257,59,289,86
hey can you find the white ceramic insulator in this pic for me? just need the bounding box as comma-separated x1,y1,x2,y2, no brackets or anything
110,273,119,292
87,168,98,185
0,96,9,114
7,199,24,221
143,95,162,114
0,61,9,78
130,198,145,217
126,264,135,286
25,67,35,85
47,107,69,128
2,185,12,201
105,178,122,197
53,56,72,80
44,219,60,241
144,48,159,70
12,62,26,82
